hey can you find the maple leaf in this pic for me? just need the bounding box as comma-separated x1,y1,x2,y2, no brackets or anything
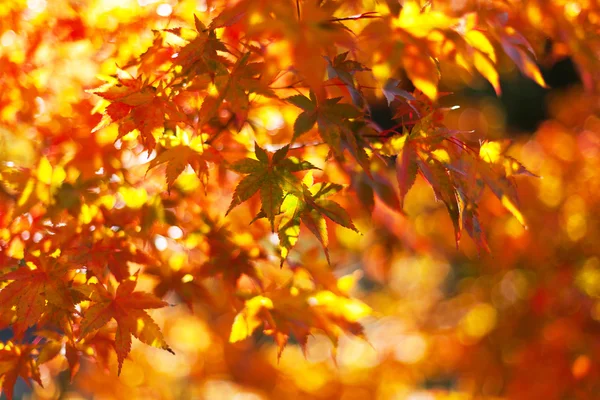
382,79,417,106
149,266,213,311
360,8,445,100
35,331,81,381
213,1,356,91
351,172,401,213
479,140,538,178
287,1,357,90
229,295,275,343
62,230,150,281
278,174,358,265
229,286,371,359
379,129,420,210
376,117,469,246
36,332,64,366
0,256,74,338
89,72,185,151
129,30,177,77
77,274,173,374
325,52,370,106
465,140,531,229
184,51,271,132
174,15,229,75
220,53,277,129
4,156,66,219
327,52,371,82
227,143,317,231
287,93,372,174
147,129,221,191
114,98,173,151
361,2,529,101
455,30,502,95
377,110,534,251
287,92,362,141
487,17,548,89
417,157,462,244
402,43,440,101
395,139,419,210
88,73,155,107
46,112,123,180
70,327,116,376
0,343,42,400
458,191,490,253
197,213,264,289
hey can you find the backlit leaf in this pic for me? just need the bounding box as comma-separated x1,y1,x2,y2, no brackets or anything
77,275,172,374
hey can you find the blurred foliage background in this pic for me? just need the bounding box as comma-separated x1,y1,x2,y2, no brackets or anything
1,0,600,399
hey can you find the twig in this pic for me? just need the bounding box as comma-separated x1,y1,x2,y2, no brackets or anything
329,12,381,23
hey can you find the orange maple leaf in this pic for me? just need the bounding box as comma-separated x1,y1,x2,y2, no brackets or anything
63,233,151,281
0,343,42,400
0,257,74,338
89,73,185,151
77,274,173,374
147,130,222,191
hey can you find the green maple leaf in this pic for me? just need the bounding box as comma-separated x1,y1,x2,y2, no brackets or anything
278,177,358,266
287,92,362,142
287,93,372,175
227,143,316,231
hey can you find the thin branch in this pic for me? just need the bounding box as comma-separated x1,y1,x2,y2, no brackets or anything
328,12,381,23
289,141,327,150
270,82,378,90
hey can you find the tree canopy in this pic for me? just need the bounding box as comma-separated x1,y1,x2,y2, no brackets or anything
1,0,600,399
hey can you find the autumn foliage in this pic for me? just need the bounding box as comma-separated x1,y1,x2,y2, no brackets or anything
1,0,600,399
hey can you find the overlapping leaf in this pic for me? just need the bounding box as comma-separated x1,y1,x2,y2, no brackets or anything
0,343,41,400
77,274,173,374
88,73,185,151
278,176,358,265
229,286,371,359
227,143,317,230
287,92,362,141
0,256,75,337
147,129,221,191
62,230,150,281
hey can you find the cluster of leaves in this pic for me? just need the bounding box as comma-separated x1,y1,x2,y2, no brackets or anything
0,0,598,398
